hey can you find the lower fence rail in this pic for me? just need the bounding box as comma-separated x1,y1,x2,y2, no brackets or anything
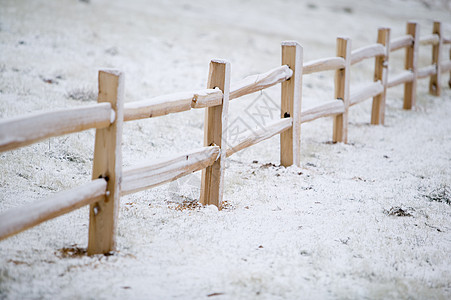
441,61,451,73
387,71,414,88
300,100,345,124
121,146,220,195
0,179,107,241
350,81,384,106
417,65,437,79
226,118,292,157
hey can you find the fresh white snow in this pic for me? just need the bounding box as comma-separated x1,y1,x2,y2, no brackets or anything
0,0,450,299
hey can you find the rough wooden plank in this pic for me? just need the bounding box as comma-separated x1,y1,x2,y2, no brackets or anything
404,22,419,110
303,57,346,74
88,70,124,255
443,37,451,44
350,43,386,65
417,65,437,79
122,146,220,195
350,81,384,106
372,27,390,125
390,35,414,52
419,34,440,46
123,89,223,121
191,88,224,108
429,22,442,96
280,41,303,167
0,179,107,241
200,60,230,208
387,70,414,88
0,103,112,153
229,65,292,100
333,37,351,143
300,100,345,124
226,118,292,158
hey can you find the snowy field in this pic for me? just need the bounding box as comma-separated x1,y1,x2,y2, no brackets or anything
1,0,451,299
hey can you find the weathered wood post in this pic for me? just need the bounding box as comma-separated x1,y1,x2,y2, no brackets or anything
333,37,351,143
449,48,451,88
404,22,419,109
200,59,230,209
371,27,391,125
429,21,442,96
88,70,124,255
280,41,303,167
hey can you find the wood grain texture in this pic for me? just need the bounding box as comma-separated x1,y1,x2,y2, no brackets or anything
333,37,351,143
372,27,390,125
124,89,223,121
191,88,224,108
88,70,124,255
280,41,303,167
200,60,230,208
429,22,442,96
0,103,112,153
0,179,107,241
404,22,419,110
122,146,220,195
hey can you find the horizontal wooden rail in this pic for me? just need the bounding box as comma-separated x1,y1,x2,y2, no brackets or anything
226,118,292,157
387,70,414,88
124,89,223,122
441,61,451,73
229,65,292,100
444,37,451,44
300,100,345,123
417,65,437,79
124,65,294,121
121,146,220,195
419,34,439,46
390,35,413,52
0,103,113,153
303,57,346,74
0,179,107,241
351,44,386,65
350,81,384,106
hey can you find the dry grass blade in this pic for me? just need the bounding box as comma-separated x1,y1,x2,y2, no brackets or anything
423,185,451,205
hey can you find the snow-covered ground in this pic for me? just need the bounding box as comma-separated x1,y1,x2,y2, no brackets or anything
1,0,451,298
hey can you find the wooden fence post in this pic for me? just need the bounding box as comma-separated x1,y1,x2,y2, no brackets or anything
449,48,451,88
200,59,230,209
404,22,419,109
333,37,351,143
88,70,124,255
280,41,303,167
429,21,442,96
371,27,390,125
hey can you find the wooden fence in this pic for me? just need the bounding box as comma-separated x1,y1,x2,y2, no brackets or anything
0,21,450,255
